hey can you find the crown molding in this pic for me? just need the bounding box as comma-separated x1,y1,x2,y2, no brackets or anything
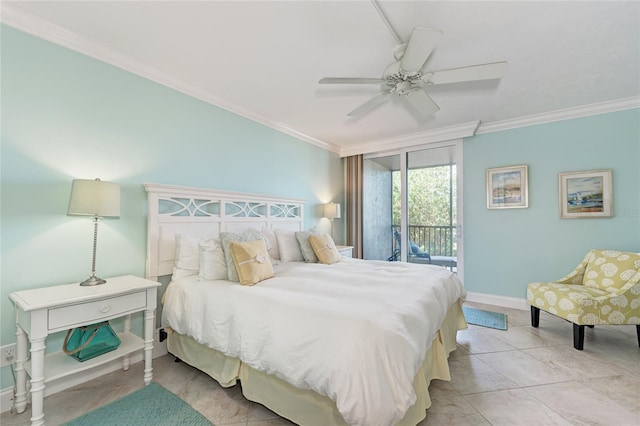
477,97,640,135
339,121,480,157
1,5,340,154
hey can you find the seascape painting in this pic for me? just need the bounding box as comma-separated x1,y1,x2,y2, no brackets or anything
486,165,528,209
565,176,604,213
492,171,523,204
559,169,612,218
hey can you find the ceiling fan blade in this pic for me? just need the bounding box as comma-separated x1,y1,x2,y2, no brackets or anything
347,92,391,117
423,61,508,85
319,77,387,85
400,27,442,75
404,88,440,116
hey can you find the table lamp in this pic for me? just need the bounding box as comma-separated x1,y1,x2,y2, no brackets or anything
323,202,341,239
67,178,120,286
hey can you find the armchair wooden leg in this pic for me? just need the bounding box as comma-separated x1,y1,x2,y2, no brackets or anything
636,325,640,348
531,306,540,328
573,324,584,350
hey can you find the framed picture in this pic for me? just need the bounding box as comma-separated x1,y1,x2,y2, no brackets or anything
559,169,612,219
486,165,529,209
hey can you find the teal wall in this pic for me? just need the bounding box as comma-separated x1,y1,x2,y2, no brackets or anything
0,26,343,388
463,109,640,299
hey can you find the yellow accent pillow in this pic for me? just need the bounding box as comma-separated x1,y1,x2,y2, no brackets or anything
229,239,275,285
309,234,341,265
583,249,640,292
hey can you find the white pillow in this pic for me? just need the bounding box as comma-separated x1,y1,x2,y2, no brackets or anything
275,228,304,263
173,233,200,279
220,230,264,281
261,227,280,260
198,238,227,280
295,227,319,263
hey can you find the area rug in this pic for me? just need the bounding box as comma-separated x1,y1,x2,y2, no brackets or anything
462,306,508,330
63,382,212,425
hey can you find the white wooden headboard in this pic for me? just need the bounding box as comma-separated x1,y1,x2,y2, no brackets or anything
144,183,305,280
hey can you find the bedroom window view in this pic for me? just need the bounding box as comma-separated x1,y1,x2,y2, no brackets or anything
363,145,459,273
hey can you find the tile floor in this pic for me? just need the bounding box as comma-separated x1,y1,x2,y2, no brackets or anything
2,302,639,425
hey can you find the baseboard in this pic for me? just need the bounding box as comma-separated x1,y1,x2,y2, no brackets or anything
1,332,169,414
0,387,14,415
465,291,529,311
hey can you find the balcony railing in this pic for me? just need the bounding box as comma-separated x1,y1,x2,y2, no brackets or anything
391,224,457,257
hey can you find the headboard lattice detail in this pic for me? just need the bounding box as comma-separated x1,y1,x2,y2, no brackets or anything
160,198,220,217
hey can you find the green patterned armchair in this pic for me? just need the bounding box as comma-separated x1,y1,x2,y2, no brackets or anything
527,249,640,350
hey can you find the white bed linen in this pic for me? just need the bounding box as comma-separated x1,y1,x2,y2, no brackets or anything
162,258,466,426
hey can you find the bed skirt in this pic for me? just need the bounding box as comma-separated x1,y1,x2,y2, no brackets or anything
166,299,466,425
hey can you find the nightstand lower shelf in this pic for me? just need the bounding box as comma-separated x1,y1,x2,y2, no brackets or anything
24,332,144,383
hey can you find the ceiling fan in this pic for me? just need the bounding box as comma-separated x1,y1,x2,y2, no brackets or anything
318,2,507,118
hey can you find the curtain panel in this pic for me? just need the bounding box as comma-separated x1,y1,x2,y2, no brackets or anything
345,154,363,258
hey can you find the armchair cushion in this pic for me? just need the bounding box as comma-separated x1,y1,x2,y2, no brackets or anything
527,281,640,325
582,249,640,293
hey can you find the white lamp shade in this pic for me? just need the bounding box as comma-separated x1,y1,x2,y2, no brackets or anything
323,202,341,221
68,179,121,217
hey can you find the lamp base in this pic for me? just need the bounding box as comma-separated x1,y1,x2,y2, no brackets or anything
79,276,107,286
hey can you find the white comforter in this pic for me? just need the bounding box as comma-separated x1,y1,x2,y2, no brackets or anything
162,258,466,426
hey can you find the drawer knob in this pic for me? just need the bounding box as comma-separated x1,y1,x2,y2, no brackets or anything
100,306,111,313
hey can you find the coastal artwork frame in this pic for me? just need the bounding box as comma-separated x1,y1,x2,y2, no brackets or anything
486,165,529,209
559,169,612,219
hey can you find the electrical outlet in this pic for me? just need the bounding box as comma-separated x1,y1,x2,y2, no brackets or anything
1,343,17,368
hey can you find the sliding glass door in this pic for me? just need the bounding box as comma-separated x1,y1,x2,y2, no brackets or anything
363,141,463,278
405,145,458,272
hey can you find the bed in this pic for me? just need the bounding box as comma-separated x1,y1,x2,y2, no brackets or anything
144,183,467,426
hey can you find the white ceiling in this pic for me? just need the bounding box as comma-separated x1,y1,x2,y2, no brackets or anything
3,1,639,156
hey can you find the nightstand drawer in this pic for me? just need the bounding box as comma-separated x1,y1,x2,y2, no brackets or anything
48,291,147,330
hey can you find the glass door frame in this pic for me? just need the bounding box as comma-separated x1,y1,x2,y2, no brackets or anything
364,139,464,282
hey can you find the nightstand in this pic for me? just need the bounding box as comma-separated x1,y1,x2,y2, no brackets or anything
336,245,354,258
9,275,160,426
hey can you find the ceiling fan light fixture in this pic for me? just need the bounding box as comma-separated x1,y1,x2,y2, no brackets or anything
396,80,414,94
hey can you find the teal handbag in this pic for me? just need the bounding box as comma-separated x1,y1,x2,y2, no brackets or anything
63,321,121,362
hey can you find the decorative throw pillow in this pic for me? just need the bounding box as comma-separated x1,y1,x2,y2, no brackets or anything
198,238,227,281
229,239,275,285
173,233,201,279
309,234,341,265
220,230,264,281
275,228,304,262
583,249,640,292
261,227,281,260
295,227,320,263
